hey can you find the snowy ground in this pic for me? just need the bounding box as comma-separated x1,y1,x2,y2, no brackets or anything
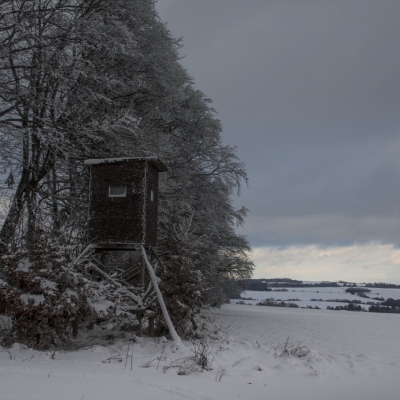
235,286,400,310
1,304,400,399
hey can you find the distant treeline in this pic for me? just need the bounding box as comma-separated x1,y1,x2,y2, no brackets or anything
369,306,400,314
257,300,299,308
365,283,400,289
255,278,303,283
327,303,363,312
244,279,400,291
345,288,371,295
368,298,400,314
244,279,339,291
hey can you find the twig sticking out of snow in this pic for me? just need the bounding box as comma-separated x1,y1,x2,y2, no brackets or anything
215,366,226,381
163,339,214,374
141,246,184,349
131,350,133,370
157,345,166,370
231,357,251,368
273,337,310,358
124,340,132,369
255,340,268,351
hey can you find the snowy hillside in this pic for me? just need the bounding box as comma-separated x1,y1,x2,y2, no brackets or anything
236,285,400,310
1,303,399,400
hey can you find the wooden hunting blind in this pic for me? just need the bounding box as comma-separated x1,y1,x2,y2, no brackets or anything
84,157,168,250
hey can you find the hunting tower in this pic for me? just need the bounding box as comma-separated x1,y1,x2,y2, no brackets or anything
84,157,168,250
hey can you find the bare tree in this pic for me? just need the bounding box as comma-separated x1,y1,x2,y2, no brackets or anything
0,1,253,343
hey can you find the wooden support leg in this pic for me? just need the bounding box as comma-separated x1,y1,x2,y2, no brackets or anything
138,313,144,337
139,254,145,289
72,317,80,338
149,317,155,337
150,249,154,265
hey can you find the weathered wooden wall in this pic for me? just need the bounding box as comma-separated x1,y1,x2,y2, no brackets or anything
87,158,165,248
144,162,159,247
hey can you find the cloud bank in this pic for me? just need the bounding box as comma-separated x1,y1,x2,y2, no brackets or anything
253,243,400,283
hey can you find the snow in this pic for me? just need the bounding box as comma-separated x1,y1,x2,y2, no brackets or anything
19,294,45,306
1,303,400,399
84,156,159,164
83,157,168,171
92,299,115,313
16,259,32,272
40,279,57,292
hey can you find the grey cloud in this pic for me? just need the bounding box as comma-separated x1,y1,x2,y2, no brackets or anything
157,0,400,248
241,215,400,248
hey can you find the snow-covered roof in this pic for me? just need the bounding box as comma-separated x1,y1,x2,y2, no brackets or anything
84,157,168,171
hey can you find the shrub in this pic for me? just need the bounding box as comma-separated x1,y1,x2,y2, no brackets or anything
0,232,96,349
159,243,208,338
0,230,137,349
345,288,371,295
256,300,299,308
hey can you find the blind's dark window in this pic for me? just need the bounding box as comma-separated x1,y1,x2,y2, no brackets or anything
109,186,126,197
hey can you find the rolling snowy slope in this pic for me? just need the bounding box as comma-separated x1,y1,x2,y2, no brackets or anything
0,304,399,399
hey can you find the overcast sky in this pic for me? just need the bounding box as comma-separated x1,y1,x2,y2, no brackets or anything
156,0,400,283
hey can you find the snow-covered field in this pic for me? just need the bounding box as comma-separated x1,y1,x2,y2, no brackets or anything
235,286,400,310
1,304,400,400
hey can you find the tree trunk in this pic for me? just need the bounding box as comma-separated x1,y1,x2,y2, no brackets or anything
26,186,37,252
0,170,30,253
50,166,59,232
